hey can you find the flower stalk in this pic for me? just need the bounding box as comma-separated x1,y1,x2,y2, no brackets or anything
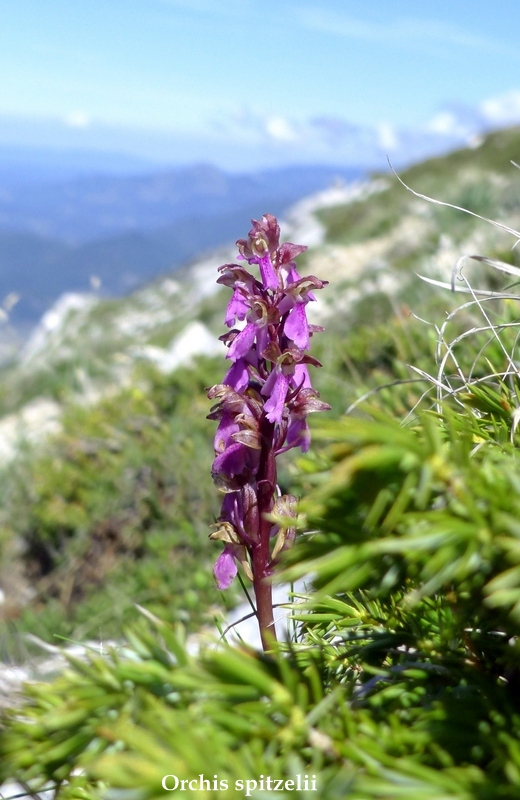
208,214,329,650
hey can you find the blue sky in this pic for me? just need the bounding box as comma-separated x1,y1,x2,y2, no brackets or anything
1,0,520,169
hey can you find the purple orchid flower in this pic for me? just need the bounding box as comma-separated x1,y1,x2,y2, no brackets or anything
207,214,330,650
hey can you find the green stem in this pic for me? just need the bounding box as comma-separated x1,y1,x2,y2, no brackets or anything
252,417,278,650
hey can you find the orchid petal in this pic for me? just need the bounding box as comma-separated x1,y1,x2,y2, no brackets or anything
287,417,311,452
226,322,257,362
224,359,249,392
214,414,239,453
259,254,279,289
292,363,312,389
213,442,247,477
213,546,238,589
264,372,290,424
225,288,249,327
284,303,309,349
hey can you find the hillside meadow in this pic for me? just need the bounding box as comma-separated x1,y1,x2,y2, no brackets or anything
2,127,520,797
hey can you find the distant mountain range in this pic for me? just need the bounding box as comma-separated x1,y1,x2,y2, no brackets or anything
0,145,156,188
0,160,363,242
0,151,363,330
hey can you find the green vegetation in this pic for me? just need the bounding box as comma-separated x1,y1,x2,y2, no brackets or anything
0,359,233,645
3,127,520,796
317,127,520,281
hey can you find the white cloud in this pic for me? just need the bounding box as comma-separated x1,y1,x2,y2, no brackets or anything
64,111,90,129
201,86,520,171
480,90,520,125
265,116,298,142
425,111,466,137
377,122,399,151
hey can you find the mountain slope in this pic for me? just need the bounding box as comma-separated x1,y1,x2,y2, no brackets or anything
1,126,520,644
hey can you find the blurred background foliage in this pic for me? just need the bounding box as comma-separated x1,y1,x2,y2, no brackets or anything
0,357,233,650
